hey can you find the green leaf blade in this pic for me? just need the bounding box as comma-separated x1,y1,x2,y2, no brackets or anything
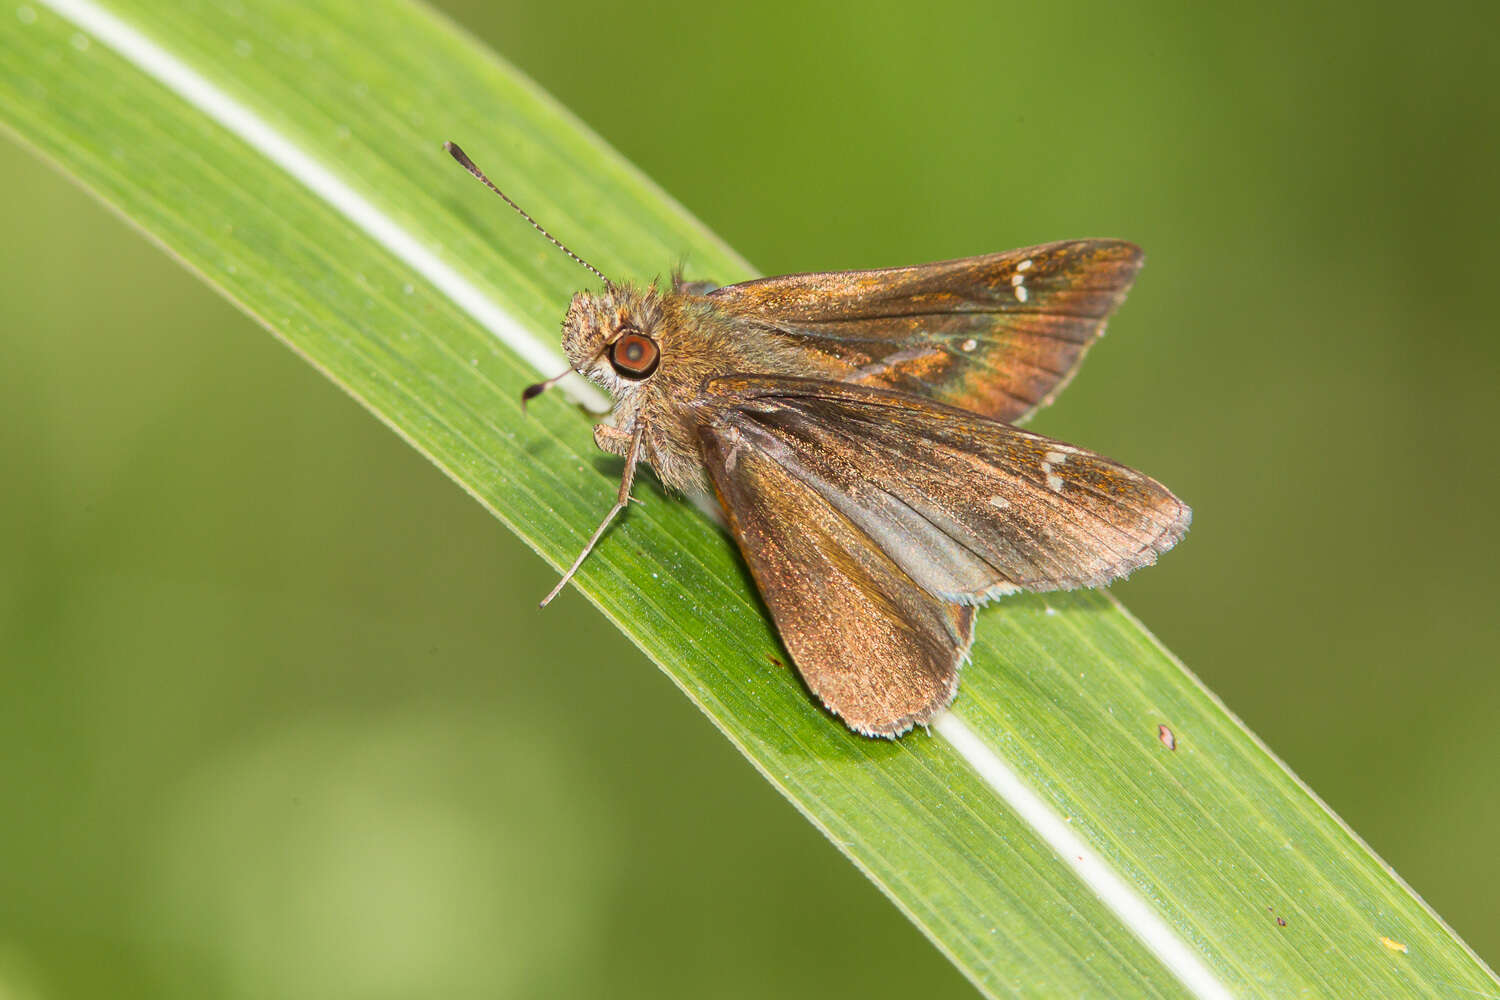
2,1,1494,996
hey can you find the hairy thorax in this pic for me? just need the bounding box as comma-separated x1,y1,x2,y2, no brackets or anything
562,281,819,494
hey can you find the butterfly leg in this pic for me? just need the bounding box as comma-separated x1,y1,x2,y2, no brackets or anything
593,422,632,456
539,422,645,608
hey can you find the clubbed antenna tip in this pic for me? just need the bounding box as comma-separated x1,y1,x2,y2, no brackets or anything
442,140,612,288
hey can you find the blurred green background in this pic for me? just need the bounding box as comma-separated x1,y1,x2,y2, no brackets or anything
2,0,1497,996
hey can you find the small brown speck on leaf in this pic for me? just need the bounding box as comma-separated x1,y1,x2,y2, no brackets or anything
1157,723,1177,750
1277,916,1287,927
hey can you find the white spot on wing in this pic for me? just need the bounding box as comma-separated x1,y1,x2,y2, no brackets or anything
988,496,1010,510
721,427,744,472
1015,284,1029,303
1045,450,1067,466
1017,258,1034,272
1047,474,1064,492
960,338,978,352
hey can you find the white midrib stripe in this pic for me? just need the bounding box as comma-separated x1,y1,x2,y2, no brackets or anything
36,2,1233,996
33,0,609,414
935,713,1233,998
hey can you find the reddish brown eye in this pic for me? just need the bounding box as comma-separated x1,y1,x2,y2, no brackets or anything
609,332,660,379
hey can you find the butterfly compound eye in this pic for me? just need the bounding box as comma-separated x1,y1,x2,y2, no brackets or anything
609,331,660,380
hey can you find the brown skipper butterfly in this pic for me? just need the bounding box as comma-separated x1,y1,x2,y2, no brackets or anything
447,142,1190,738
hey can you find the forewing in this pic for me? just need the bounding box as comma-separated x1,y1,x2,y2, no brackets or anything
699,376,1190,604
700,423,975,738
704,240,1143,423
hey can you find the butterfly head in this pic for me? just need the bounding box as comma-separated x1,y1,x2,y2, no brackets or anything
562,283,666,395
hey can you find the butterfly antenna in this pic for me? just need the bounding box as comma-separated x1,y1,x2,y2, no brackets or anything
521,367,574,411
521,341,611,410
444,141,612,289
